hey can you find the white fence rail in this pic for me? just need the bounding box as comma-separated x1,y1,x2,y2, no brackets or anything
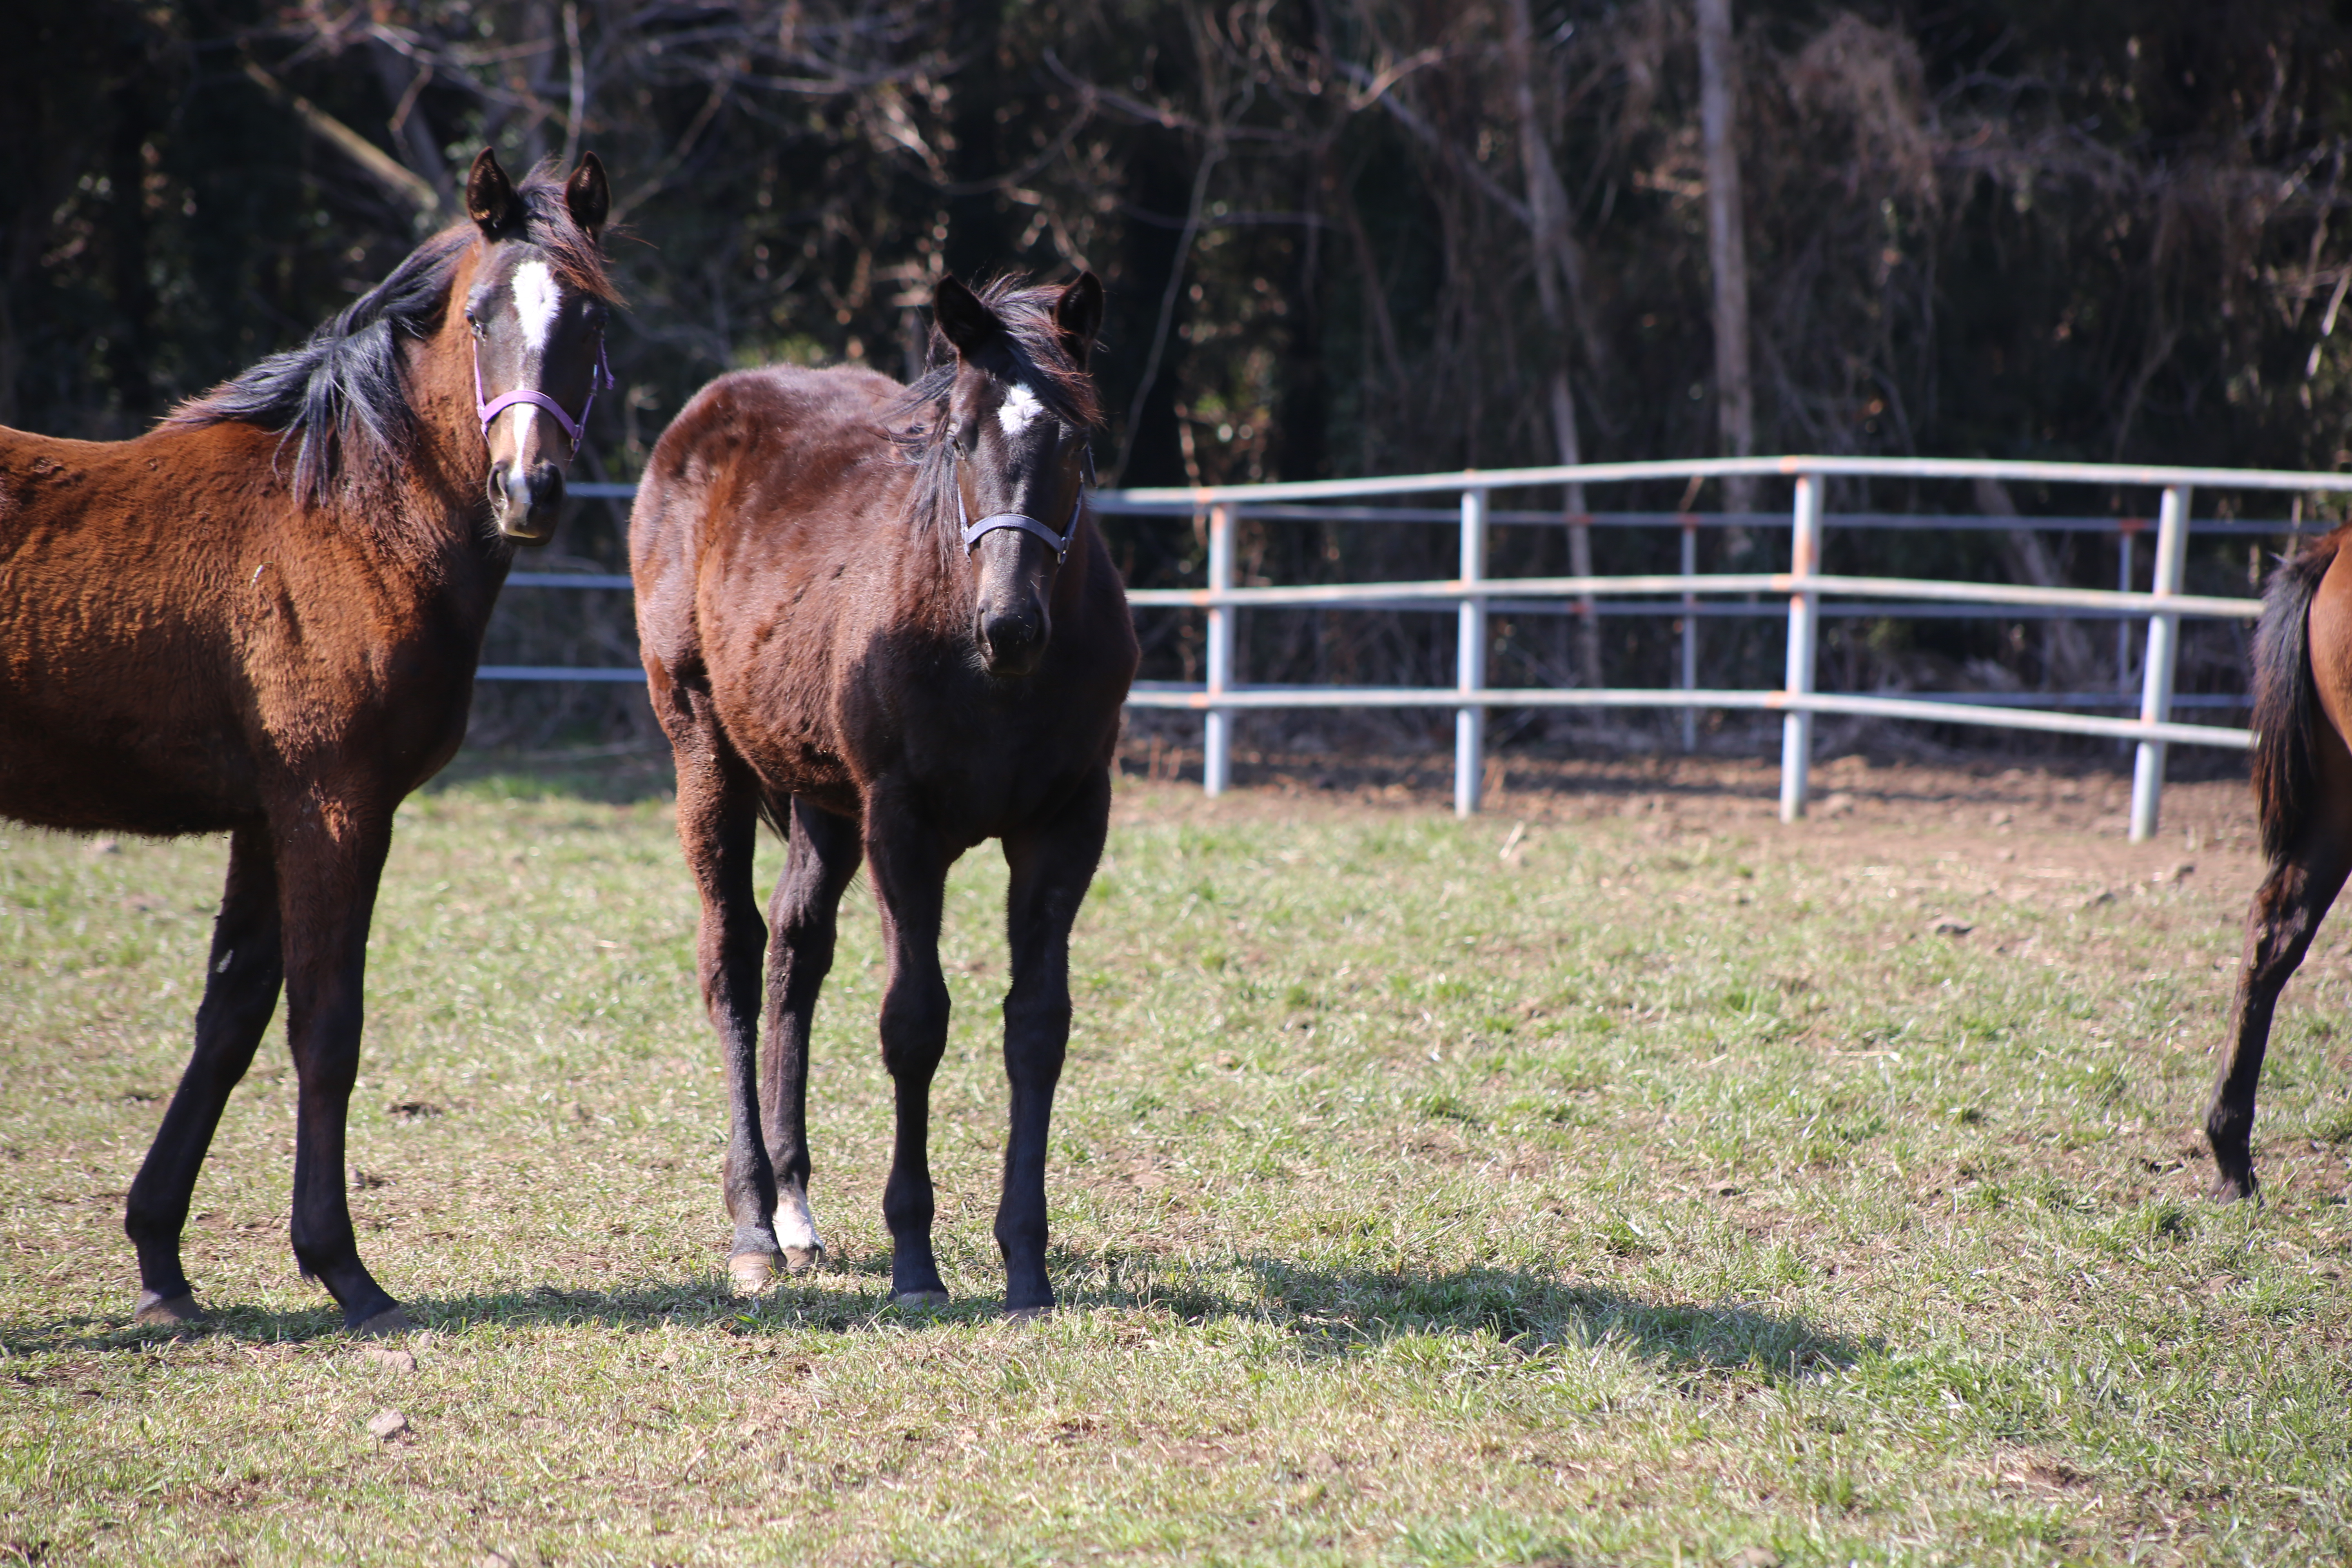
510,454,2352,842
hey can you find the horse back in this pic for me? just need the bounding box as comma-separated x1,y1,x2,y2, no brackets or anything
632,365,916,795
632,363,908,589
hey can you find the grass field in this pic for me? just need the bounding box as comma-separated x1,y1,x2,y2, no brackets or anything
2,753,2349,1566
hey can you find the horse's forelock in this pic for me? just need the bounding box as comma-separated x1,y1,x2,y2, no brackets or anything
964,277,1100,430
509,162,622,305
894,277,1100,445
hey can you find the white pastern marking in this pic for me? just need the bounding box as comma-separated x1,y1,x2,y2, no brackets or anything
510,259,561,354
997,382,1045,437
772,1186,823,1253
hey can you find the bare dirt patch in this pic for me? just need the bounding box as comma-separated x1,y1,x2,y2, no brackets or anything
1116,745,2263,902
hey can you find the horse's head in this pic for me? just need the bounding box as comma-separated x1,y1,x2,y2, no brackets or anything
932,272,1105,679
462,149,614,543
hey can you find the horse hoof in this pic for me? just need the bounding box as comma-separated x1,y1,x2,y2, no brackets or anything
1004,1304,1053,1324
893,1290,951,1312
781,1244,825,1274
133,1290,205,1328
729,1252,779,1293
2211,1171,2263,1205
350,1307,414,1339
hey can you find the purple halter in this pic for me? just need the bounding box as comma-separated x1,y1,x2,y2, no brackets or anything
956,449,1093,564
474,334,614,450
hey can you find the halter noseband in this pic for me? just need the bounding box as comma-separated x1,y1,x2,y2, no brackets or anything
956,448,1093,565
474,334,614,450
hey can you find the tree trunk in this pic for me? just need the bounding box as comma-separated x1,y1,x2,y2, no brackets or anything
1697,0,1757,527
1974,477,2099,692
370,41,457,216
1506,0,1600,688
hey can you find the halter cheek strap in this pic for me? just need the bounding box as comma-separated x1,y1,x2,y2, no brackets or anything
474,336,614,449
956,451,1093,564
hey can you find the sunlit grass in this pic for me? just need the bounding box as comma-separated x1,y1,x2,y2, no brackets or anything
0,764,2346,1565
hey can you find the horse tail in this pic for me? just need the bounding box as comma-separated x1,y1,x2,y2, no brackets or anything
2252,530,2345,863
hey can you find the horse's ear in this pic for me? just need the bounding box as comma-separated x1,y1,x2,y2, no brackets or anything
466,149,520,235
565,153,610,234
933,276,1001,357
1053,272,1104,367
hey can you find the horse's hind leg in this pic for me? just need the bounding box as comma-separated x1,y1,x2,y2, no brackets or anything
123,826,285,1326
757,798,864,1274
863,782,953,1307
2209,743,2352,1200
996,770,1112,1316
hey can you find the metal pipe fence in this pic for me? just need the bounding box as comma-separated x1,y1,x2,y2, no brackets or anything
495,456,2352,841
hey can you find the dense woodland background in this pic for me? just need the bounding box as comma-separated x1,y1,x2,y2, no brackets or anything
9,0,2351,754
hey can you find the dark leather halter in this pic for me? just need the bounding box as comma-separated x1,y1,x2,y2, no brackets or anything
957,448,1093,564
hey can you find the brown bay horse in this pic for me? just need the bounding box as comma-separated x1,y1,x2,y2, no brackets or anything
0,151,617,1333
631,273,1136,1314
2214,525,2352,1199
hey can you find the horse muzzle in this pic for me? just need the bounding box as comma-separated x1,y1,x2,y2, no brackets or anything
977,602,1051,679
490,460,565,543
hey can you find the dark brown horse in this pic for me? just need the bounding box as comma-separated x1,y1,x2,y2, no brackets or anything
2213,525,2352,1198
0,151,617,1333
631,273,1135,1314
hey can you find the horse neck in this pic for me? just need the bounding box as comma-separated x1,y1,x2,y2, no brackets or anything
376,305,504,582
903,451,996,628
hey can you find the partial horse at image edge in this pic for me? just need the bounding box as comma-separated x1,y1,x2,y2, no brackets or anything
2212,523,2352,1198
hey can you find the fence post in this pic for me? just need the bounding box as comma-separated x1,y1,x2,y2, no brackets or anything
1456,486,1488,817
1203,503,1234,797
1780,471,1822,823
2115,521,2138,700
2129,484,2191,842
1680,514,1699,752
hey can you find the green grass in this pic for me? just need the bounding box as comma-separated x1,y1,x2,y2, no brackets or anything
2,766,2349,1565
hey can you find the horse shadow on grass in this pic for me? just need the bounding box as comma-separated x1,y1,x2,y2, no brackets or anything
8,1254,1876,1385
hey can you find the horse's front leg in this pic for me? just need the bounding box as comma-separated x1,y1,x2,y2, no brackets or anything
274,795,404,1332
668,720,780,1289
123,825,285,1326
996,770,1113,1315
863,784,953,1307
757,797,864,1271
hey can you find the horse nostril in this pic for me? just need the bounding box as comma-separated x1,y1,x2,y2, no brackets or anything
985,611,1038,653
526,462,566,512
981,607,1050,674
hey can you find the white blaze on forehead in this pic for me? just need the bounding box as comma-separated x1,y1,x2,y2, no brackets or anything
996,382,1045,437
510,259,562,354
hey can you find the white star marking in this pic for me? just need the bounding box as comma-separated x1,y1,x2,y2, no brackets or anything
997,382,1044,436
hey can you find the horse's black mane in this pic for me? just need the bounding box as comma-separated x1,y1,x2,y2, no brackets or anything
891,277,1100,564
167,166,614,504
